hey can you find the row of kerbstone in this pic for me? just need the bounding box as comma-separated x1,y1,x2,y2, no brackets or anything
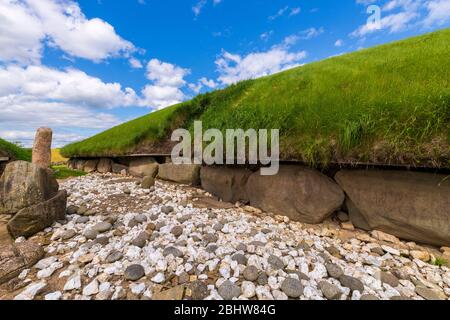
200,165,450,247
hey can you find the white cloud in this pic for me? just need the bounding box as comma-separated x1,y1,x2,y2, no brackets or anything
129,57,143,69
0,64,139,108
146,59,190,87
141,59,191,109
352,0,450,37
0,0,45,64
260,30,274,42
423,0,450,26
216,48,307,85
141,85,185,110
0,0,135,64
0,130,86,148
269,6,289,20
335,39,344,47
289,7,301,16
188,77,217,93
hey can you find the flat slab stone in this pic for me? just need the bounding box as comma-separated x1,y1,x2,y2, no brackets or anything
0,241,44,284
7,190,67,239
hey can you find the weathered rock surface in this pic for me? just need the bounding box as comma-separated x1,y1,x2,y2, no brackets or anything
200,166,252,203
32,127,52,169
141,176,155,189
158,164,200,186
335,170,450,246
97,158,113,173
8,190,67,238
246,165,345,223
112,163,128,175
129,157,159,178
83,159,99,173
0,161,59,215
0,241,44,284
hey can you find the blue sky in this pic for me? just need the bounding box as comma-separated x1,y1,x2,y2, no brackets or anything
0,0,449,146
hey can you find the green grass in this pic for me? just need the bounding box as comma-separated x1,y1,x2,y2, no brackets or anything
0,138,32,162
61,29,450,168
51,165,87,179
431,257,448,267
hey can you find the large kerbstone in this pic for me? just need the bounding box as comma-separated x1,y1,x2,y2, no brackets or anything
8,190,67,239
83,159,99,173
335,170,450,247
97,158,113,173
0,161,59,215
246,165,345,224
129,157,159,177
200,167,252,203
70,159,86,171
32,127,52,169
158,164,200,186
112,163,128,175
0,241,44,284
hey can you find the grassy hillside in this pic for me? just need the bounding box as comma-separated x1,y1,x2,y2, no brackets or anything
0,138,32,162
61,29,450,168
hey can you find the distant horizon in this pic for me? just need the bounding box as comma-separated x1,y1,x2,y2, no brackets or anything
1,0,449,147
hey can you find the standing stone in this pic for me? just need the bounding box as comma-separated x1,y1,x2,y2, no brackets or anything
32,127,52,169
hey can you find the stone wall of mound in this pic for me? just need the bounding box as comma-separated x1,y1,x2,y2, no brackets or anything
67,157,450,247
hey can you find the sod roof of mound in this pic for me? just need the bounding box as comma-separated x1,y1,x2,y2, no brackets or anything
0,138,32,162
61,29,450,169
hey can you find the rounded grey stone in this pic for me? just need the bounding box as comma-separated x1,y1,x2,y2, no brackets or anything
326,263,344,279
163,246,183,258
83,229,98,240
206,245,218,253
319,281,342,300
171,226,183,237
268,255,284,270
75,216,90,224
257,273,268,285
106,250,123,263
161,206,174,214
231,253,248,265
213,223,224,231
339,275,365,293
131,232,148,248
66,205,79,215
92,222,112,233
243,266,259,281
190,281,209,300
124,264,145,281
203,233,218,244
218,281,241,300
135,214,148,223
61,229,77,240
281,278,303,298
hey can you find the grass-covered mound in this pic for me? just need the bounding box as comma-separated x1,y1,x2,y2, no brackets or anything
61,29,450,168
0,138,32,162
